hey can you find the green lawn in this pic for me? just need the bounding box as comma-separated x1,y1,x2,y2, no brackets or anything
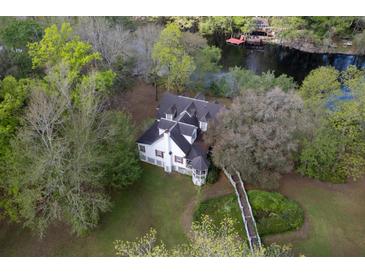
264,176,365,256
0,164,198,256
2,166,365,256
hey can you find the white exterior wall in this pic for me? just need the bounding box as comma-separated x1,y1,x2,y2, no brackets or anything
137,134,188,173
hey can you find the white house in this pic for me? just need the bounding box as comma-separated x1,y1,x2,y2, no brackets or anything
136,92,222,186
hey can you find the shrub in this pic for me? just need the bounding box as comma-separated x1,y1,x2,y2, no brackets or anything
206,163,220,184
248,190,304,235
194,190,304,237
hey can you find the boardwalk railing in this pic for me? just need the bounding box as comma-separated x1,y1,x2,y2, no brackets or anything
223,168,262,252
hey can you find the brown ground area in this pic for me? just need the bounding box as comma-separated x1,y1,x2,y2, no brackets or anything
109,80,161,125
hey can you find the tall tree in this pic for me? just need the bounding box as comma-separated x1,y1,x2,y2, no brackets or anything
0,76,29,220
28,22,101,81
100,111,142,189
4,23,141,236
10,65,111,236
152,23,195,92
206,88,305,189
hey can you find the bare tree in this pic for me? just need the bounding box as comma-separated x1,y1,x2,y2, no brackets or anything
131,23,163,79
74,17,132,66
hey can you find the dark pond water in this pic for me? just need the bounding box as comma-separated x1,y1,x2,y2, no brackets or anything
219,43,365,83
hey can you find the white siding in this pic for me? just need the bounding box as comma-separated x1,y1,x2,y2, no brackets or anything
137,132,187,171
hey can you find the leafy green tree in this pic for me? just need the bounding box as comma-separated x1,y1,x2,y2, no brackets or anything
0,76,28,161
299,66,341,103
1,18,42,50
192,46,221,90
0,18,43,78
0,76,29,220
231,16,255,33
299,98,365,183
169,16,201,31
152,23,195,92
298,127,346,183
307,17,355,38
271,16,359,48
100,111,142,189
198,16,254,37
199,16,233,36
271,17,307,40
114,215,292,257
206,88,305,189
341,65,365,91
28,22,101,80
194,46,221,76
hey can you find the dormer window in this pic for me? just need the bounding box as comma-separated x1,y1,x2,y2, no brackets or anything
166,114,173,120
199,121,207,131
191,129,197,142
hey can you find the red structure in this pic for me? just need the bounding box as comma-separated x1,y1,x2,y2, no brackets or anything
226,35,245,45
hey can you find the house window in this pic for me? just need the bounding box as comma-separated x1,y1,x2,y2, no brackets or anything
155,150,164,158
139,145,146,153
191,129,196,141
166,114,173,120
175,156,183,164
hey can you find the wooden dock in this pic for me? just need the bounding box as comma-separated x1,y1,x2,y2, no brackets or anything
223,168,262,252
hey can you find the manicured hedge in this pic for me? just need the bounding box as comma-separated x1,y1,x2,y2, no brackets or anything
194,190,304,237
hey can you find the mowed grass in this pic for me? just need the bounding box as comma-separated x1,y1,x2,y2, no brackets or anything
264,174,365,256
0,164,197,256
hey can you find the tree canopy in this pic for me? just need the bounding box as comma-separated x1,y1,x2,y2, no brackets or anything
0,23,141,236
28,23,101,80
299,66,341,103
152,23,195,92
298,66,365,183
207,88,305,189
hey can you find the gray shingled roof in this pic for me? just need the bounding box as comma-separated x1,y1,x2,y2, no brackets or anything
191,156,209,170
157,93,221,122
158,119,176,131
186,144,206,160
170,125,191,154
137,121,163,144
199,110,211,122
179,112,199,127
178,123,196,137
166,104,177,115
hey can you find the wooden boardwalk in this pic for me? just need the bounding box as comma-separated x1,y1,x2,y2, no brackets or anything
223,168,262,252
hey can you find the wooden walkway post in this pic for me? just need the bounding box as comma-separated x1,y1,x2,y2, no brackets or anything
223,168,262,252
